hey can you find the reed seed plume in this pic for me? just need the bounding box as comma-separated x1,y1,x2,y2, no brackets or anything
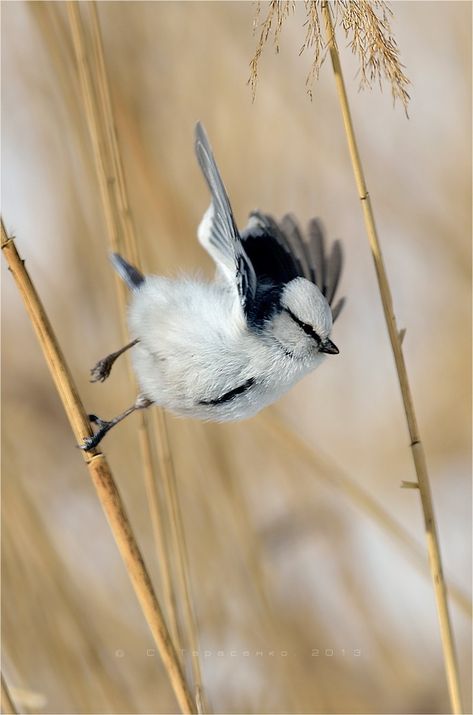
340,0,410,109
249,0,295,99
250,0,410,110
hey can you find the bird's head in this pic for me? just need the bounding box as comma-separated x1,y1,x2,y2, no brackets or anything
268,277,339,359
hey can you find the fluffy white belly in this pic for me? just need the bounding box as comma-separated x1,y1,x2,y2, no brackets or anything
128,276,322,422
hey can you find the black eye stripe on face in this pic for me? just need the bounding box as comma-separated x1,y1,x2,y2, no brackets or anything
284,308,321,344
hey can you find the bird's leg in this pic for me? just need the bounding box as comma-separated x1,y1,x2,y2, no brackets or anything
90,338,139,383
80,394,153,450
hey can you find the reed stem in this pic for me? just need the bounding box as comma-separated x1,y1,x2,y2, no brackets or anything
1,222,196,715
321,4,463,712
152,409,206,712
79,4,206,702
67,0,186,661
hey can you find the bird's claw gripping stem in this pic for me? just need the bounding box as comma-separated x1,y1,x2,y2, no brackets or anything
79,414,114,451
78,396,152,451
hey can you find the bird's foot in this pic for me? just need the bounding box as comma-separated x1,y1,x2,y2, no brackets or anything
79,414,113,451
90,356,115,383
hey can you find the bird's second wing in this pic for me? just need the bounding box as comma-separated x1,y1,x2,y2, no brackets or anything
240,211,304,286
305,217,345,322
241,211,345,323
195,122,256,316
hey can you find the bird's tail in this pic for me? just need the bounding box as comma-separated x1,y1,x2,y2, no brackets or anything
110,253,144,290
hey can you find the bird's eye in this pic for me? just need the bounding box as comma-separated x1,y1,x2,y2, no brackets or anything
284,308,321,344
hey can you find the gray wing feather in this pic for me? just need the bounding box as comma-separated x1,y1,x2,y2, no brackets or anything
331,297,346,323
195,122,256,312
280,214,315,283
307,218,326,294
195,122,238,260
324,240,343,306
282,216,345,323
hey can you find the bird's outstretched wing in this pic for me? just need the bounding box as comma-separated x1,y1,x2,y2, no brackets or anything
195,122,257,316
195,123,344,323
241,211,345,322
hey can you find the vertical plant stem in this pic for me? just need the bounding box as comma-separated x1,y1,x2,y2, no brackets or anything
151,409,206,712
1,223,196,715
137,416,183,651
87,1,186,655
66,1,127,317
78,2,205,709
87,1,139,266
321,4,463,713
67,0,185,658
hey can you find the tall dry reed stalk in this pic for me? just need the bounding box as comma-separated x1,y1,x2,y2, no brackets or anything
4,3,468,711
65,0,182,655
320,5,463,712
250,2,464,712
66,3,206,708
1,221,196,714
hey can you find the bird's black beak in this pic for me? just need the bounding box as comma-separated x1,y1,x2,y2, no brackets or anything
320,338,339,355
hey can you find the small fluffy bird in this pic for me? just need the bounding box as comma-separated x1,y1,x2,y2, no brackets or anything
82,123,345,450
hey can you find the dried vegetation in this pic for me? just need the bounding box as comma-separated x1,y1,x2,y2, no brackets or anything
2,2,471,714
250,0,410,109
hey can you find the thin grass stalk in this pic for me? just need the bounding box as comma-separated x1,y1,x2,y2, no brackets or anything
66,0,184,656
66,2,127,318
320,4,463,712
84,4,206,703
137,416,183,651
89,0,185,654
151,409,206,713
1,674,17,715
259,412,471,618
87,2,139,266
1,223,196,715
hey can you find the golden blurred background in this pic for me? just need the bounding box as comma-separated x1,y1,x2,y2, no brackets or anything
2,2,471,713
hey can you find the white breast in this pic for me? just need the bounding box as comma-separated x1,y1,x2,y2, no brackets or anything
127,275,320,421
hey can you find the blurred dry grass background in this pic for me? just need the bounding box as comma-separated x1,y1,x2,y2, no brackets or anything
2,1,471,713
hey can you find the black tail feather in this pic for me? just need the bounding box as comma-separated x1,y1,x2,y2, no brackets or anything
110,253,144,290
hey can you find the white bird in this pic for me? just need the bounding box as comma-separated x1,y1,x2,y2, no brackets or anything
81,122,345,450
